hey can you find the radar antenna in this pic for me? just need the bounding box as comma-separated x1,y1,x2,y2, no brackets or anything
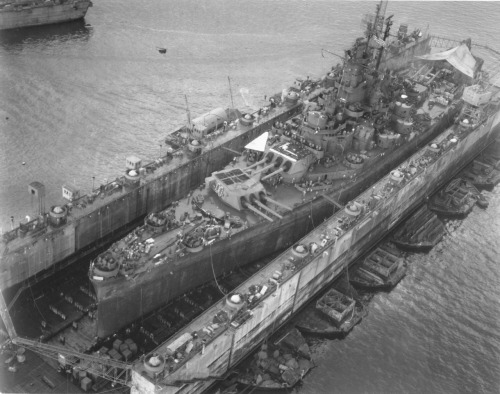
361,0,387,49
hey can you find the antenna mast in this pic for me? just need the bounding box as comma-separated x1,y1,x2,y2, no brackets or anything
228,76,235,110
184,94,191,127
363,0,387,54
375,15,393,71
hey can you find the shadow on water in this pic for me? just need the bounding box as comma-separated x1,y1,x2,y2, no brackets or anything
0,19,92,49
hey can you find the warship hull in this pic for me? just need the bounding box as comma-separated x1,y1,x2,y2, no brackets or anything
0,1,92,30
95,102,461,338
133,100,500,394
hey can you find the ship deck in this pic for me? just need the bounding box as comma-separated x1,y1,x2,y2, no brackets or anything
89,100,449,286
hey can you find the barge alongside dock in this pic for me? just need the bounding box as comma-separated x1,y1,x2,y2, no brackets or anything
349,243,407,291
428,178,479,218
294,287,364,338
391,205,445,252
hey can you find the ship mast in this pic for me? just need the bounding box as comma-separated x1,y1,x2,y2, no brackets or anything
184,94,192,128
364,0,387,56
228,76,235,111
375,15,393,71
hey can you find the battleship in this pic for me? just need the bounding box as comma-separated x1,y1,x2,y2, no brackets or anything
0,0,92,30
86,23,472,337
1,1,457,340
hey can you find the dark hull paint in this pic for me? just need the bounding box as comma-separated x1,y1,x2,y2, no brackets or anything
294,308,364,339
427,204,474,219
391,240,435,253
350,264,407,292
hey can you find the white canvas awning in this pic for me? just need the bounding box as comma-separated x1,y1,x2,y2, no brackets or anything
245,131,269,152
417,43,476,78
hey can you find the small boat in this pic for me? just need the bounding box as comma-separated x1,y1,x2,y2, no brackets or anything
428,178,477,218
234,328,313,392
459,158,500,191
350,243,406,291
294,287,365,338
391,205,446,253
157,47,167,54
461,179,489,209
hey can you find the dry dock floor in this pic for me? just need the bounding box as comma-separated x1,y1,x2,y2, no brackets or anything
0,349,127,394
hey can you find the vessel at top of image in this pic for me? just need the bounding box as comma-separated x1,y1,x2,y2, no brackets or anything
0,0,92,30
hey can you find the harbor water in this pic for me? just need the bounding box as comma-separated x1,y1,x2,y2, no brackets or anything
300,186,500,394
0,1,499,393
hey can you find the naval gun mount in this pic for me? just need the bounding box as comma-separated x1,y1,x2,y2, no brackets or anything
205,165,291,223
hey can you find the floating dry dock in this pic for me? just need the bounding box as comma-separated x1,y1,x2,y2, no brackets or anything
129,89,500,394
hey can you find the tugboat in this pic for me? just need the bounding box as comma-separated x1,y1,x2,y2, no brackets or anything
350,243,407,291
294,287,365,338
233,328,313,392
428,178,481,217
391,205,446,253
